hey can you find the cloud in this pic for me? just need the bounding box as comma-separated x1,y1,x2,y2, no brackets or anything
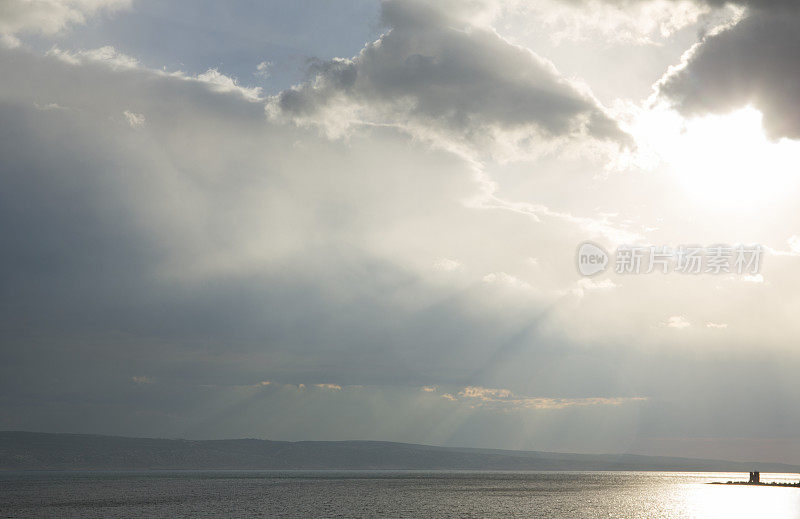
255,60,271,79
788,235,800,254
577,277,617,291
4,4,800,454
0,44,580,423
1,33,20,48
196,68,263,101
658,2,800,139
765,236,800,257
314,383,342,391
0,0,130,37
450,385,647,410
123,109,145,128
706,322,728,329
432,258,463,272
482,272,532,290
269,0,629,157
47,45,263,101
459,386,513,400
512,0,712,45
665,315,690,329
48,44,139,69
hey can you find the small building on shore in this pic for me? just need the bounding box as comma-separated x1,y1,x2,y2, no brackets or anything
749,471,760,484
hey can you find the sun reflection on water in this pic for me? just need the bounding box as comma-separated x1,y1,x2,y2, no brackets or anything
682,473,800,519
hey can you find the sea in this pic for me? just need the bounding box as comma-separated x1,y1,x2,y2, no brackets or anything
1,470,799,518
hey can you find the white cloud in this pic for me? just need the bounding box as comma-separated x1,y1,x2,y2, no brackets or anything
196,68,263,102
48,45,139,69
789,235,800,254
449,385,647,410
706,322,728,329
432,258,463,272
665,315,690,329
507,0,712,45
577,277,617,291
46,45,264,102
314,383,342,390
473,193,642,244
123,109,145,128
482,272,532,290
255,60,271,79
0,0,130,37
34,101,69,111
459,386,512,400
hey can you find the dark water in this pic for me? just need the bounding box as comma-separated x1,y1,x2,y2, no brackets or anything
2,471,799,518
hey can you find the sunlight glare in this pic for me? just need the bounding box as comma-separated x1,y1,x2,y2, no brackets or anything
632,106,800,208
686,481,800,519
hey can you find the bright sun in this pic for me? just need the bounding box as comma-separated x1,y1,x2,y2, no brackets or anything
633,106,800,208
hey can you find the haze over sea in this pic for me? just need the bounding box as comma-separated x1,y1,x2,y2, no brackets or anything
2,471,799,518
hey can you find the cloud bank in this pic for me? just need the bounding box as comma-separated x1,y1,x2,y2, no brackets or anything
3,0,800,462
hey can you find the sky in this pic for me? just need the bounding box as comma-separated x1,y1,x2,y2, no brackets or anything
1,0,800,465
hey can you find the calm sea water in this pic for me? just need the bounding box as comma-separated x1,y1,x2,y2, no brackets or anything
1,471,799,518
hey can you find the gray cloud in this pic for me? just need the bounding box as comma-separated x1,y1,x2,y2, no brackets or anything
657,1,800,138
271,0,629,154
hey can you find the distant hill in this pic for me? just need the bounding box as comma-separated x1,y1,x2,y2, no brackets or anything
1,431,797,472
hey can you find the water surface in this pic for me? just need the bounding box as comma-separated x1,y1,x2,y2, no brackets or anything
2,470,799,518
